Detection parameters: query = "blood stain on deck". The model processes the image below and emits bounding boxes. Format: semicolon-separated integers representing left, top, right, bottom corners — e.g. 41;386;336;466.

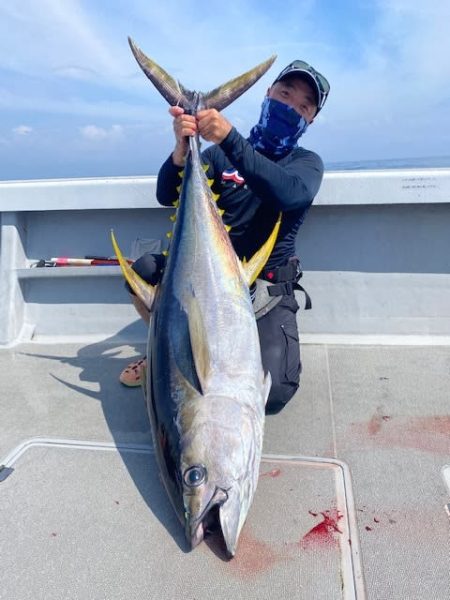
231;526;281;576
351;415;450;454
260;468;282;478
298;509;344;549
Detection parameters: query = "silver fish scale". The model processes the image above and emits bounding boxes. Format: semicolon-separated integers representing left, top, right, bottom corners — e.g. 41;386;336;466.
171;137;265;399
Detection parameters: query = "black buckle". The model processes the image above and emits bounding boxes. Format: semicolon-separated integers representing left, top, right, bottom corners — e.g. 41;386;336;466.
267;281;294;296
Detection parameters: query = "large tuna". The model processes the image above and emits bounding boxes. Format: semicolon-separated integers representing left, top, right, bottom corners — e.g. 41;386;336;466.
112;39;279;557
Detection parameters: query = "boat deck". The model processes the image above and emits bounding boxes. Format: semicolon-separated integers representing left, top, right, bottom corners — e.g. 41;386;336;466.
1;339;449;599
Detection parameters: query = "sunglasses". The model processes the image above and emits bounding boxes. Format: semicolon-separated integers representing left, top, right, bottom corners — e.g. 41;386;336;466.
278;60;330;111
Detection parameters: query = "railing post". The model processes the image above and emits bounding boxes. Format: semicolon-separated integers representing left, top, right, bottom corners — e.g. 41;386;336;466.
0;212;27;345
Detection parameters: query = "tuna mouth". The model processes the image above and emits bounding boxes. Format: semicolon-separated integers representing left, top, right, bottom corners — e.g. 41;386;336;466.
188;488;228;549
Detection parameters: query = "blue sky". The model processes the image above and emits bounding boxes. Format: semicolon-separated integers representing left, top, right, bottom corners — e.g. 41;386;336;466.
1;0;449;180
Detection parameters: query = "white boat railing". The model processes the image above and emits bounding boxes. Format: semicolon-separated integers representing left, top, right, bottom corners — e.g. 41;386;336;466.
1;168;450;346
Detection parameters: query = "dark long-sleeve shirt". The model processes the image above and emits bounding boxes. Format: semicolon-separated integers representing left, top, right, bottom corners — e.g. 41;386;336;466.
156;127;323;269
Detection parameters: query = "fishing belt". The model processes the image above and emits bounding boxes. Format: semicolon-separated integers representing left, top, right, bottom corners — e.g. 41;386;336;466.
253;257;312;321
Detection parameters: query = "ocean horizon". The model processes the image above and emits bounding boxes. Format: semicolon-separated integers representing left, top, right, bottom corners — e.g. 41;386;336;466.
325;155;450;172
2;155;450;183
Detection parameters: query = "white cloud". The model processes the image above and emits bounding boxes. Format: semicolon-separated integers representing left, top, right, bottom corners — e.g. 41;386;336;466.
1;1;450;167
79;124;123;141
13;125;33;136
52;65;99;81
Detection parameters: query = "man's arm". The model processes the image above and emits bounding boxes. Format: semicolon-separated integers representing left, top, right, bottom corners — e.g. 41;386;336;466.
157;107;323;210
219;127;323;212
156;106;196;207
156;155;185;207
156;107;224;206
196;108;323;212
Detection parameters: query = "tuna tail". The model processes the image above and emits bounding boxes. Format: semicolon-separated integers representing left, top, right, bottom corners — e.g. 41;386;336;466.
128;37;276;112
128;37;191;107
202;56;277;112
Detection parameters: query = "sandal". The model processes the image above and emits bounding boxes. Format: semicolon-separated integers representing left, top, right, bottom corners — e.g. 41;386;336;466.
119;357;147;387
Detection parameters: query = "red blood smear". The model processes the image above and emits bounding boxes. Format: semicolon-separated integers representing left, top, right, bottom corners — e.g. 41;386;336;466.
260;468;281;478
299;510;343;549
367;409;391;435
367;413;383;435
352;415;450;454
230;527;281;577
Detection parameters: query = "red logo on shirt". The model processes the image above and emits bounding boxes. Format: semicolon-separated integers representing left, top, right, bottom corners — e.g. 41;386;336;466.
221;169;245;185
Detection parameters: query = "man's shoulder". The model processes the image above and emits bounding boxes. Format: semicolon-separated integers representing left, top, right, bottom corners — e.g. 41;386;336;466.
290;146;324;170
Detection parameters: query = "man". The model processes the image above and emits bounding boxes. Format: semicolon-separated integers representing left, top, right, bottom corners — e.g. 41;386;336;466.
120;60;330;414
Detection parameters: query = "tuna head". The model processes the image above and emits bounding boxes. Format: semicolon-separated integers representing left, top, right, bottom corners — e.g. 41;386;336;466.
180;399;263;557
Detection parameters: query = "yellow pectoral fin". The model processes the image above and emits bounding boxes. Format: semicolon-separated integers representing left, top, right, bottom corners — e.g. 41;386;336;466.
186;293;211;394
110;231;156;311
241;212;282;286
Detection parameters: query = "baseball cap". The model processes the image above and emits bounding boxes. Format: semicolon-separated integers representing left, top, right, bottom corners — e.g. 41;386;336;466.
273;60;330;113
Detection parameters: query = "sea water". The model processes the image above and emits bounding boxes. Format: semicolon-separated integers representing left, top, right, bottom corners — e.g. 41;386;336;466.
325;155;450;171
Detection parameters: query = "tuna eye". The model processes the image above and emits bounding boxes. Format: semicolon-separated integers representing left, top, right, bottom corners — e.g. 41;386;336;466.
184;465;206;487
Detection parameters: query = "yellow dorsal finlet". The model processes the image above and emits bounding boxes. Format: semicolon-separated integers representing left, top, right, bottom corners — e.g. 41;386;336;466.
178;170;184;178
225;225;232;232
169;214;177;222
202;164;209;172
166;231;173;239
212;193;220;202
172;199;179;208
162;250;169;257
207;179;214;188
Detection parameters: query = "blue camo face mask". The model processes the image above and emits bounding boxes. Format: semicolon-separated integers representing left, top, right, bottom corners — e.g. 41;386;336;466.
248;96;309;157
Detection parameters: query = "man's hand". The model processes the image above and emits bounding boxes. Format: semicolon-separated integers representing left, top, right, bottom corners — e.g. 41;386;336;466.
197;109;232;144
169;106;197;166
169;106;232;166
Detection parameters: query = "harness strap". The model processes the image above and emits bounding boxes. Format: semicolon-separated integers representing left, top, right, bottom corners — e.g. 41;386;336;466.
267;281;312;310
253;279;283;320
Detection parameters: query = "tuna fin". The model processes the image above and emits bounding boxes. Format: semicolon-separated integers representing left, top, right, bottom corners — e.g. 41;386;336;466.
240;213;282;285
204;55;277;112
128;37;192;109
186;293;211;394
110;230;156;311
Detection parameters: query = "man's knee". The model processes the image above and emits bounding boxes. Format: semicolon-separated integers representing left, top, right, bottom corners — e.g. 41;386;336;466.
125;253;166;295
265;379;300;414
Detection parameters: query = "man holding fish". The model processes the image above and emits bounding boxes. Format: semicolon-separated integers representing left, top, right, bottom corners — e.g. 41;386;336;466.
121;58;330;415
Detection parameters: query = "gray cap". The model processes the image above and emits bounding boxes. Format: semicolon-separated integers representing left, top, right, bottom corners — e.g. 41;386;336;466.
273;60;330;113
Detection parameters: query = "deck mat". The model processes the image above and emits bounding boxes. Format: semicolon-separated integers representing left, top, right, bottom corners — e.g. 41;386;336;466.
0;439;365;600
